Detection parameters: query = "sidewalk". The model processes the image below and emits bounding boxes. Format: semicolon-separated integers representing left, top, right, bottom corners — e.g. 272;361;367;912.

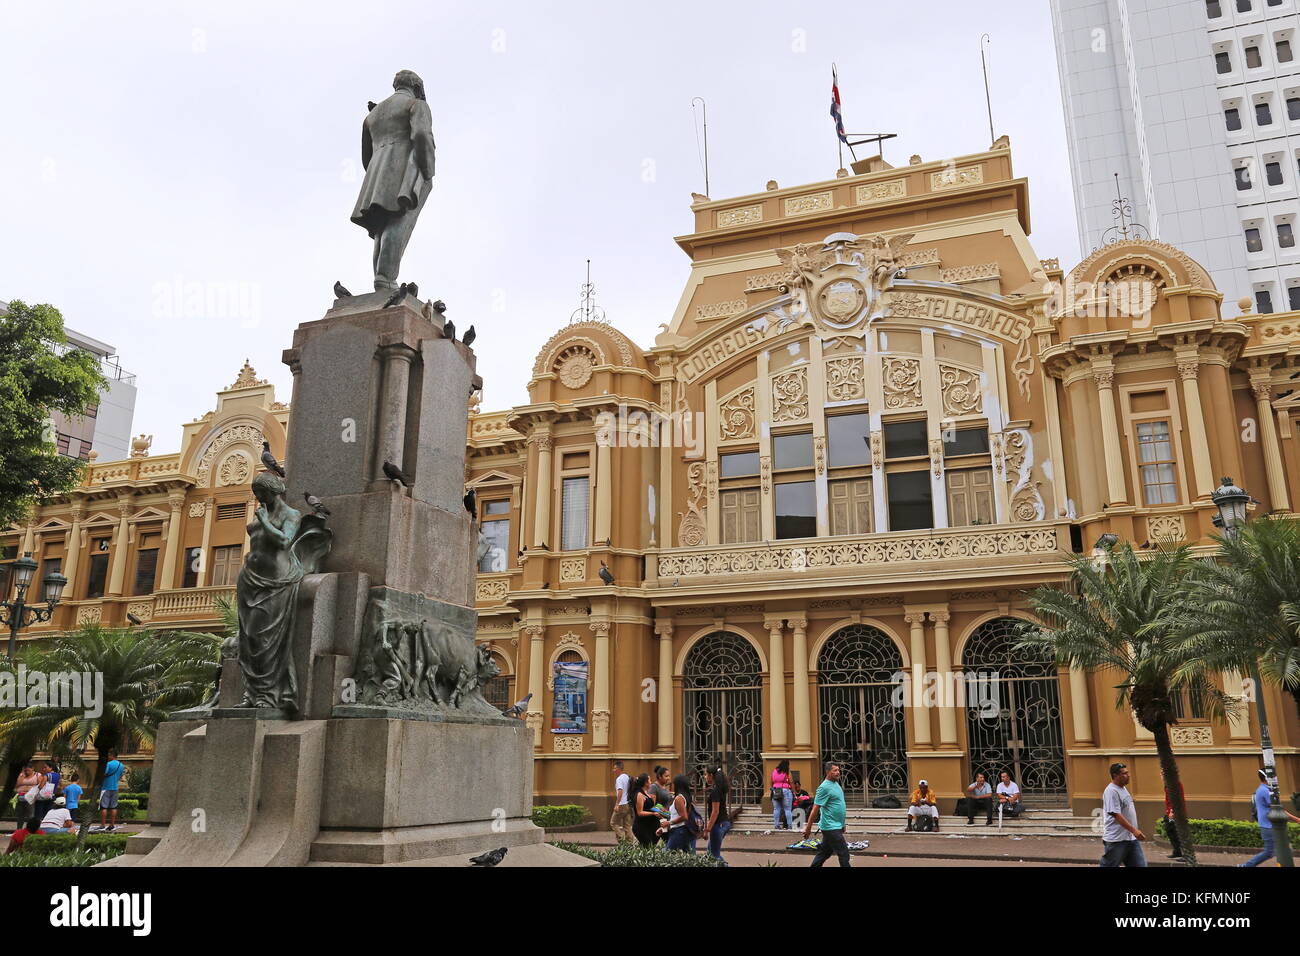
554;829;1257;866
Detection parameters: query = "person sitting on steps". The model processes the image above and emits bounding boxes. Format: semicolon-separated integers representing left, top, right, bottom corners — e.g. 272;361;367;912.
905;779;940;832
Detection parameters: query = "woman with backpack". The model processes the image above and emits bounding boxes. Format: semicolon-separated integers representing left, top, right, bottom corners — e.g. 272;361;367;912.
662;773;698;853
771;759;795;830
704;765;732;864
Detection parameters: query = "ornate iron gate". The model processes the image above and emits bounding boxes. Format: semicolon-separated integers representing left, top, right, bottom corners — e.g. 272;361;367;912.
817;624;908;805
962;617;1067;799
682;632;764;804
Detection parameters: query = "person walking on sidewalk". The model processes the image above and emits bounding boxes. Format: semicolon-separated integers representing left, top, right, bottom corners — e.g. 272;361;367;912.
703;765;732;865
803;761;851;867
662;774;698;854
771;760;795;830
609;760;633;843
1240;768;1300;867
630;773;660;848
1100;762;1146;867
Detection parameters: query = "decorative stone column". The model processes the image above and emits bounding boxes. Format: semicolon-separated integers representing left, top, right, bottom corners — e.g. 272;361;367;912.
905;612;931;746
376;342;416;477
930;611;957;747
789;616;811;751
655;618;674;751
1176;354;1215;499
106;496;133;597
1068;666;1093;744
196;497;214;587
158;493;185;592
523;623;545;748
63;502;85;597
594;429;613;545
765;616;787;750
590;619;611;750
531;432;553;548
1091;360;1129;506
1251;377;1291;512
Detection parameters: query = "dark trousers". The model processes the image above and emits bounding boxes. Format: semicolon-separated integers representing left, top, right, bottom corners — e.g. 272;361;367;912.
810;828;852;867
967;797;993;823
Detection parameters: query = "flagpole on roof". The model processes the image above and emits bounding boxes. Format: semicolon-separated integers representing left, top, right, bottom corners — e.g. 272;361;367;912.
833;64;843;171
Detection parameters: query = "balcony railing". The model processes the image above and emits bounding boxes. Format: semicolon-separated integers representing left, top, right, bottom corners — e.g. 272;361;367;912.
650;521;1070;584
154;586;235;617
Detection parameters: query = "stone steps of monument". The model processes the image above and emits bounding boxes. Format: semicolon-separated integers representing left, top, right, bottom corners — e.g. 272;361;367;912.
731;806;1097;837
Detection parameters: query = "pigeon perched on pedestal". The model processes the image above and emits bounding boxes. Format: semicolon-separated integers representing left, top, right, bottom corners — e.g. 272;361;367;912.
504;692;533;718
382;460;413;487
333;280;352;298
444;318;456;342
598;561;615;586
462;325;476;347
261;442;286;478
469;847;508;867
304;492;331;517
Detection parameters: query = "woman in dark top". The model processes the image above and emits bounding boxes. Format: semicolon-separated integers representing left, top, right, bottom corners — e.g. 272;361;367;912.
629;773;660;848
703;765;732;865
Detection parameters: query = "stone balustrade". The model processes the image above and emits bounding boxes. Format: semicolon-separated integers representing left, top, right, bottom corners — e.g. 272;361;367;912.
154;585;236;617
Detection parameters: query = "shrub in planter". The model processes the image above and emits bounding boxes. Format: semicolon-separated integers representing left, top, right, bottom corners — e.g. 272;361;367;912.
532;805;588;828
118;792;149;810
20;833;129;856
548;840;723;867
126;767;151;794
1158;817;1300;847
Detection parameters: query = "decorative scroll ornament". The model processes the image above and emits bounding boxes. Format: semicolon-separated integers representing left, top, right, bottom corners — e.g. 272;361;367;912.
929;439;943;477
760;456;772;494
939;365;982;416
771;368;809;422
559;557;586;583
217;451;252;487
825;356;866;401
591;710;611;736
228;359;268;390
774;231;915;333
814;436;826;475
1170;725;1213;746
719;387;757;440
554;735;584;752
1003;429;1045;522
677;462;707;547
883;358;922;409
1147;514;1186;543
194;423;266;488
870;432;883;470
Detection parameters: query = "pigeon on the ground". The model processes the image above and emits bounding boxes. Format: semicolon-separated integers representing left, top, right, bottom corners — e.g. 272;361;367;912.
261;442;286;478
382;460;413;487
333;280;352;298
504;692;533;718
463;487;477;519
469;847;508;867
304;492;331;517
598;561;615;586
462;325;476;347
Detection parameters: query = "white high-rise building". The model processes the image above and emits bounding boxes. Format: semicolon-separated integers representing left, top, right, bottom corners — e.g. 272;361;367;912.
1051;0;1300;313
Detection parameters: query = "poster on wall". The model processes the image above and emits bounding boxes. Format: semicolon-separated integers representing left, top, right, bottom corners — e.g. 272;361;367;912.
551;659;589;734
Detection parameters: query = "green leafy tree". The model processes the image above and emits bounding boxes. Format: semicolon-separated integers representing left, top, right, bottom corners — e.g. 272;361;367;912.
0;300;106;529
0;624;219;841
1179;517;1300;721
1018;545;1218;866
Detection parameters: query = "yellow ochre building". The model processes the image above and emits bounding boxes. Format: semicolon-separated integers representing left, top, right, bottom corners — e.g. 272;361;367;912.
8;141;1300;826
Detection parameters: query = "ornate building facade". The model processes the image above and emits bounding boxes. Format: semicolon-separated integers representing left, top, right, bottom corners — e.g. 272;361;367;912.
8;143;1299;821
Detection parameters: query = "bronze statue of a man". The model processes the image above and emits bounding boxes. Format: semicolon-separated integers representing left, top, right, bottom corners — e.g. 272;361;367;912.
350;70;436;292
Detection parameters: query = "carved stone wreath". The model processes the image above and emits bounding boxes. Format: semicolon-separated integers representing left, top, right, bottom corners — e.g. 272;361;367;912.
555;345;597;389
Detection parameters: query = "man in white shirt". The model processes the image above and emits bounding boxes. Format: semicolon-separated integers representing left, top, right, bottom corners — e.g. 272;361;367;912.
610;760;633;843
996;771;1023;818
39;797;76;834
1099;762;1146;867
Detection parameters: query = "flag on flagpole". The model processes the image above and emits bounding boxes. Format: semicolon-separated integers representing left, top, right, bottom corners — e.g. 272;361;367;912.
830;67;848;145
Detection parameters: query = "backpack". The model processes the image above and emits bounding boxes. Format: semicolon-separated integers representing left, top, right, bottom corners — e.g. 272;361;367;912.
684;802;704;838
872;794;901;809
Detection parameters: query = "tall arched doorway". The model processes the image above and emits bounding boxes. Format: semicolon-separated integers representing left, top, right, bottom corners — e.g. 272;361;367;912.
962;617;1067;802
682;632;764;804
817;624;908;805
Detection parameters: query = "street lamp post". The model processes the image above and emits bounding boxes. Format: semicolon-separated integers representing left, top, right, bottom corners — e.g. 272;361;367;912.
1211;476;1294;868
1;552;67;659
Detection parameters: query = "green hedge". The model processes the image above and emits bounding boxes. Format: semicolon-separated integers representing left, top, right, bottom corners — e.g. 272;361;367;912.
549;840;723;867
119;792;149;810
532;805;588;828
0;849;122;867
1159;817;1300;848
20;833;129;856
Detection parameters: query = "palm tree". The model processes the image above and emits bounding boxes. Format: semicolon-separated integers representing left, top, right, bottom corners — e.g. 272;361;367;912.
1018;544;1213;865
1178;516;1300;722
2;623;219;841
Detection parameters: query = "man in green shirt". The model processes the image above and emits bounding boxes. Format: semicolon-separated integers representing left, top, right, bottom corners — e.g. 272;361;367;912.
802;761;851;867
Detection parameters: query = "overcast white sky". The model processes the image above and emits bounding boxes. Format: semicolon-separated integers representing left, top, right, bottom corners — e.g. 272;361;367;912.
0;1;1079;453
